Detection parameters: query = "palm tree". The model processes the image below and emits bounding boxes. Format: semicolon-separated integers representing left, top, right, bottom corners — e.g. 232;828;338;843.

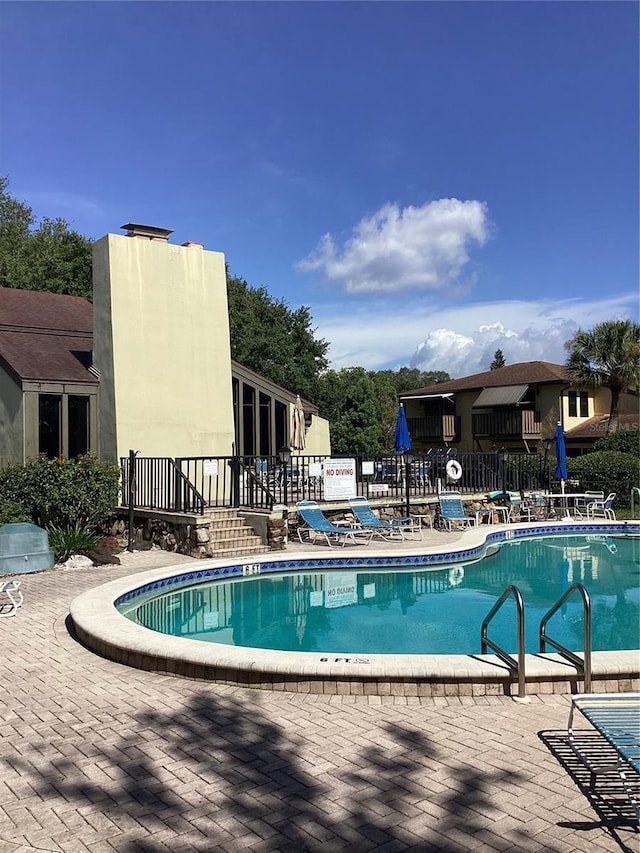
565;319;640;434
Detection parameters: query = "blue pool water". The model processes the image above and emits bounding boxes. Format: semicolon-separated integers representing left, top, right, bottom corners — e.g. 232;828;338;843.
124;534;640;656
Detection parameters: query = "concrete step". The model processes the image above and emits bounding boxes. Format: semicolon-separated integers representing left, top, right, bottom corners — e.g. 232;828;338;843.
208;543;270;558
212;527;261;541
208;517;247;531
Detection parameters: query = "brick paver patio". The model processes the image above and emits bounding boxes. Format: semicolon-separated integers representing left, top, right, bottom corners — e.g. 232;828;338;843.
1;550;637;852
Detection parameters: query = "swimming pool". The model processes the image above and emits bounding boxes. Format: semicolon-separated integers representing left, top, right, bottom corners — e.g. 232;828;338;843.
71;521;640;697
121;534;640;656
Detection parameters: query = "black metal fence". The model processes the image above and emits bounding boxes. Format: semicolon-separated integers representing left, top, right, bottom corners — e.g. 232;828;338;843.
120;450;551;514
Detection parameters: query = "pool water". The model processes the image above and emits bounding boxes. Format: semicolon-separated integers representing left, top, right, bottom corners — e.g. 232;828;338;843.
128;534;640;656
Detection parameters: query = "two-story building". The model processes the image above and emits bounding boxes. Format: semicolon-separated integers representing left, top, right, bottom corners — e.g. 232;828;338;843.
0;223;331;467
400;361;638;456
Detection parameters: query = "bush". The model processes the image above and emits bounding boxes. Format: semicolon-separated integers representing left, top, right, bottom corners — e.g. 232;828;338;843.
567;451;640;508
0;500;31;526
48;523;101;563
593;428;639;457
0;454;120;530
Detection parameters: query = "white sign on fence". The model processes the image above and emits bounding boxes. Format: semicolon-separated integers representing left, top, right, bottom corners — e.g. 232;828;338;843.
362;461;374;476
203;459;218;476
322;458;357;500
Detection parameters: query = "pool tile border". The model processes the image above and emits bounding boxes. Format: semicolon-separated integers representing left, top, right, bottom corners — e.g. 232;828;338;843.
71;521;640;697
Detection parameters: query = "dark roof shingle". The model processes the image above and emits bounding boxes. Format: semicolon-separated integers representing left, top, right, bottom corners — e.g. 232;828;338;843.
400;361;570;397
0;288;95;384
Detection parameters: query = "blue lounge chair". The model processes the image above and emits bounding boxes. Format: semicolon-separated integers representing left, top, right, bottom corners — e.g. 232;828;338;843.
568;692;640;826
348;497;415;540
295;501;373;547
437;491;477;531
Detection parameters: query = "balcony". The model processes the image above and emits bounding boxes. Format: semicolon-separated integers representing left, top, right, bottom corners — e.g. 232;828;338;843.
407;414;460;443
473;409;541;440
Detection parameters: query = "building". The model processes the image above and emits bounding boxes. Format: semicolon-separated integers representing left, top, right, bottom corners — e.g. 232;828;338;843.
400;361;638;455
0;223;330;468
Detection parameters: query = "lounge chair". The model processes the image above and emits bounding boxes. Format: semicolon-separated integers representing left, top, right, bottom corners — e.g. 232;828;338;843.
347;497;416;541
295;501;373;547
567;692;640;826
586;492;616;521
0;580;23;617
437;491;477;531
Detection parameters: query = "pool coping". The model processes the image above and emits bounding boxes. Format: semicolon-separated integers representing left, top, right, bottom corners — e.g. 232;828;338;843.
70;520;640;697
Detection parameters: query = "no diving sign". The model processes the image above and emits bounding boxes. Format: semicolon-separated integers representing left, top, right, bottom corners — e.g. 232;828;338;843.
322;458;357;500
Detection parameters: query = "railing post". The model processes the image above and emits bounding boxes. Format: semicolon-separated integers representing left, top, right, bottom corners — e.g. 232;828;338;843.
127;449;137;553
231;453;240;508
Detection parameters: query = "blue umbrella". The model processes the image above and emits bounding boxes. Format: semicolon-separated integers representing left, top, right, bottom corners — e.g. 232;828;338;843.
394;404;412;454
554;421;568;482
554;421;570;519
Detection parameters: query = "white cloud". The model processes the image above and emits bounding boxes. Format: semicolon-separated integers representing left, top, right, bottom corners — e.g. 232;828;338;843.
313;294;638;376
296;198;490;293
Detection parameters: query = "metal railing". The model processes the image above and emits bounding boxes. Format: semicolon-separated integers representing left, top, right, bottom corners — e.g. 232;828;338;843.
481;584;526;700
121;455;205;514
539;582;592;692
120;450;550;514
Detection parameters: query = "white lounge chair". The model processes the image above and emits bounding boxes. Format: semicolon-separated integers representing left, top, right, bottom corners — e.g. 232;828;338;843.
0;580;23;617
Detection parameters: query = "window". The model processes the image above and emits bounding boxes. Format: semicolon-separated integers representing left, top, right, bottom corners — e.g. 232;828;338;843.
38;393;91;459
579;392;589;418
259;393;271;457
68;395;89;457
39;394;62;458
242;384;255;456
568;390;589;418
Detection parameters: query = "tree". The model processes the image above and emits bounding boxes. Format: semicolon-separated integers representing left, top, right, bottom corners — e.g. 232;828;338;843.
0;176;93;298
565;319;640;434
375;367;451;394
226;272;329;402
490;349;506;370
315;366;452;454
316;367;393;454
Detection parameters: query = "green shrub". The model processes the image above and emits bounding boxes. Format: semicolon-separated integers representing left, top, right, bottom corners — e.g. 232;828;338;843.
593;428;639;457
567;451;640;508
47;523;101;563
0;500;31;526
0;454;120;530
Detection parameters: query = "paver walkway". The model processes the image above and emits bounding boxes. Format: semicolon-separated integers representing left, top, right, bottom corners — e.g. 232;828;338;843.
1;549;638;853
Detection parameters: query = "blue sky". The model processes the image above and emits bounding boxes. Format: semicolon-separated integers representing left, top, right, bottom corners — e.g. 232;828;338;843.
1;1;638;377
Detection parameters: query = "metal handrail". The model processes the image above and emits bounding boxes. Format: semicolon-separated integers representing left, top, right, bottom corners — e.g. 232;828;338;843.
539;582;591;692
481;584;526;700
240;460;276;510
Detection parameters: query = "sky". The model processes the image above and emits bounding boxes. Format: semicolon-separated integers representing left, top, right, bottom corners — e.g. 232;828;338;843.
1;1;638;379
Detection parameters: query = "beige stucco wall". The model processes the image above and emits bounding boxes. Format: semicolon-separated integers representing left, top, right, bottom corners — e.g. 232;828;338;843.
0;368;23;467
294;410;331;457
93;234;235;462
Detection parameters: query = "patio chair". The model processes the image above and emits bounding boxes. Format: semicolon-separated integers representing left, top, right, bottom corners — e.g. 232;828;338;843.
347;497;416;541
522;492;549;521
0;580;23;617
574;491;605;518
295;501;373;547
437;491;477;531
508;494;533;523
586;493;616;521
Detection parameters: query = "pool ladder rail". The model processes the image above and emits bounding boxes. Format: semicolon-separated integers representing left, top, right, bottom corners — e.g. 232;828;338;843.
481;582;592;701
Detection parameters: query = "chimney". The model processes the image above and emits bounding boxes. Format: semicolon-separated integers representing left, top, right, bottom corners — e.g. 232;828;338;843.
121;223;173;241
181;241;205;249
